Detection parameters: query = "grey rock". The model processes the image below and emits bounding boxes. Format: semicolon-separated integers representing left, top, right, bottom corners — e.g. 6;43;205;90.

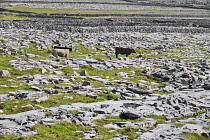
30;86;42;91
120;112;141;119
181;124;209;136
80;70;88;76
0;70;10;77
126;87;152;94
72;71;80;77
115;72;128;77
0;94;14;102
10;90;49;99
82;81;91;86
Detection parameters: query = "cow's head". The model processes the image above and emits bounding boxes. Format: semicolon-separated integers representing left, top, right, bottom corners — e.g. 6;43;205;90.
129;48;136;53
47;49;53;53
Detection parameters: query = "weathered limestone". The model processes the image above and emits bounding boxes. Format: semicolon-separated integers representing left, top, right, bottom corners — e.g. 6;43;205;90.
0;70;10;77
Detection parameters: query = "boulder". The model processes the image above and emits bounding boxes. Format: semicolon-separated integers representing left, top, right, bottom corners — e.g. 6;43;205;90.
82;81;91;86
80;70;88;76
0;70;10;77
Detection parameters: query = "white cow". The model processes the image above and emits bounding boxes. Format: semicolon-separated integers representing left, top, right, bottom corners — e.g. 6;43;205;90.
47;49;70;58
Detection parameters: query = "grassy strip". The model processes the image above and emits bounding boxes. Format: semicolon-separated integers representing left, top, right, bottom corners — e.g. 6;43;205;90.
93;115;145;126
93;115;144;139
175;121;197;127
146;114;167;125
0;93;119;114
0;15;29;20
184;132;210;140
3;121;92;140
7;6;147;15
171;111;207;123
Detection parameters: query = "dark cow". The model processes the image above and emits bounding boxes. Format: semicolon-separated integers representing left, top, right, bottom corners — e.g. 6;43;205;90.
115;47;136;58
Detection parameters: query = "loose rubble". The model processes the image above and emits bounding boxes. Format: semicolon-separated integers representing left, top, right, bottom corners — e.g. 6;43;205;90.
0;0;210;139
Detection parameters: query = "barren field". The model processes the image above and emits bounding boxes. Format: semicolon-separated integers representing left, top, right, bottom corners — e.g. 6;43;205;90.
0;0;210;140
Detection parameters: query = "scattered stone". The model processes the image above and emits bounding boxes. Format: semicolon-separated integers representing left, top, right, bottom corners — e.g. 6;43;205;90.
80;70;88;76
82;81;91;86
0;70;10;77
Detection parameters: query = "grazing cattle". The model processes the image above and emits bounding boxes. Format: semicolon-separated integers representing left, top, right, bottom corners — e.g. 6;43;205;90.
115;47;136;58
53;46;72;52
47;48;70;58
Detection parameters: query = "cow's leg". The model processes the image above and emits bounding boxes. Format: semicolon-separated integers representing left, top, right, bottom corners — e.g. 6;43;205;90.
125;50;128;57
66;53;69;58
115;48;118;58
53;51;58;58
116;53;118;58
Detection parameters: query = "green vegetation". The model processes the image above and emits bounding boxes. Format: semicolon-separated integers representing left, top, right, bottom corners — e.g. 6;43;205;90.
93;115;145;126
0;15;28;20
7;6;152;15
76;65;159;85
172;111;207;123
0;122;140;140
17;121;91;140
146;114;167;126
0;92;120;114
175;121;197;127
94;126;140;140
68;110;80;115
92;115;144;139
184;132;210;140
0;99;37;114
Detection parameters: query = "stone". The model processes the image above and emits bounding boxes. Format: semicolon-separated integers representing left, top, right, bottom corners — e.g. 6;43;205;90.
30;86;42;91
115;72;128;77
82;81;91;86
36;95;49;103
41;68;47;73
126;87;152;94
53;71;63;75
120;112;141;119
72;71;80;76
80;70;88;76
0;94;14;101
0;70;10;77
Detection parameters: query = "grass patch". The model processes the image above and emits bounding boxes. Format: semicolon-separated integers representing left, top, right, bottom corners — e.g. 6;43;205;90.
7;6;151;15
184;132;210;140
20;121;91;140
0;121;140;140
175;121;197;127
68;110;79;115
92;55;113;61
171;111;207;123
78;65;158;85
81;77;106;88
93;125;140;140
0;15;28;20
15;43;50;59
58;67;75;76
0;92;119;114
93;115;144;139
93;115;145;126
0;99;38;114
146;114;167;126
0;82;32;95
71;44;99;56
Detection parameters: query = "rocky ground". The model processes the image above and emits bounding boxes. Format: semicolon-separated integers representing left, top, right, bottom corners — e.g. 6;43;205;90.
0;0;210;140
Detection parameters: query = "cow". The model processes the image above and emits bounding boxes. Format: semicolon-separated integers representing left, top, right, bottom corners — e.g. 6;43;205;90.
115;47;136;58
47;48;71;58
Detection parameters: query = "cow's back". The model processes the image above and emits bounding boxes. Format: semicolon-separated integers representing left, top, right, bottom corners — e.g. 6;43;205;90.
54;49;70;58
